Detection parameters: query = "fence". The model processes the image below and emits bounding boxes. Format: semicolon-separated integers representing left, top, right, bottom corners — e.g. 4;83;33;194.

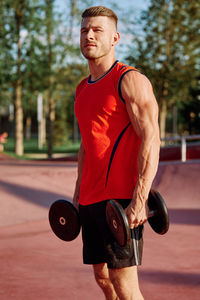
161;135;200;162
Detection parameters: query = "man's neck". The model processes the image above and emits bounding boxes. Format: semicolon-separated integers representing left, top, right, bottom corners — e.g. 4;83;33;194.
88;56;117;81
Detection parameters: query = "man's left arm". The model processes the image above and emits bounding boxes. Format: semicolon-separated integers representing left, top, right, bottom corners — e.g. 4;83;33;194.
121;71;160;229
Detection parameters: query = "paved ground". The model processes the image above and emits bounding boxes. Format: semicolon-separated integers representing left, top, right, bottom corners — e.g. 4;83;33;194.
0;153;199;300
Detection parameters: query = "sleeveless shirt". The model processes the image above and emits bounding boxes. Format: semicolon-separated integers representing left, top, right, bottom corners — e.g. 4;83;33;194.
75;61;141;205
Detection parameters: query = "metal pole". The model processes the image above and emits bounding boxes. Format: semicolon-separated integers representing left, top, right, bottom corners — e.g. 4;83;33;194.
37;94;43;149
181;137;186;162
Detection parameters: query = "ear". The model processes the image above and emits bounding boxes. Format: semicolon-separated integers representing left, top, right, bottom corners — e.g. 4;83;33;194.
112;32;120;46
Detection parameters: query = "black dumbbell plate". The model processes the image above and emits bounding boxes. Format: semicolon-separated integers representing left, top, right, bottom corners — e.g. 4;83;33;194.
49;200;81;241
148;190;169;235
106;200;130;246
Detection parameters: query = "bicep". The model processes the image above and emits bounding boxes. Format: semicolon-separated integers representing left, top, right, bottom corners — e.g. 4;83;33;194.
121;71;159;141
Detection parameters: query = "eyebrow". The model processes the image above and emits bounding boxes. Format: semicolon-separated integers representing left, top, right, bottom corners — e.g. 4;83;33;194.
81;26;104;31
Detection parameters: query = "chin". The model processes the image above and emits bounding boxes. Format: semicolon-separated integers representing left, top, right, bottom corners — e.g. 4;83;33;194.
82;53;98;60
85;55;98;60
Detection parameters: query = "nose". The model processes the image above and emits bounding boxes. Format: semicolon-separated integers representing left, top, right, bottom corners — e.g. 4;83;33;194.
85;29;94;40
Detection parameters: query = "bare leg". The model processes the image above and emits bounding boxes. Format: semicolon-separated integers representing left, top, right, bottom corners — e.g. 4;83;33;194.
93;263;119;300
109;266;144;300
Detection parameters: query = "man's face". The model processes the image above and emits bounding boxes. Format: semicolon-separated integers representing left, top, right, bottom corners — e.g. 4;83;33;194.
80;16;118;60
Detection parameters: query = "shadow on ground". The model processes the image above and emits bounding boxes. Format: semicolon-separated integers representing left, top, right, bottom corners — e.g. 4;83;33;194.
140;269;200;286
0;179;72;208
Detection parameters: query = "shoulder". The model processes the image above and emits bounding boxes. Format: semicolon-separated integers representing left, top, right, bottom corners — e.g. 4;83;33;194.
121;70;158;113
122;70;153;93
116;62;151;103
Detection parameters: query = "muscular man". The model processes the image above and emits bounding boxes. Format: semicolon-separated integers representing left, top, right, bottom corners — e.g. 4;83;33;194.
73;6;160;300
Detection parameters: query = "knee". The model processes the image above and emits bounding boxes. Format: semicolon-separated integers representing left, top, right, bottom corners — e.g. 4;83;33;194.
109;273;123;292
109;268;144;300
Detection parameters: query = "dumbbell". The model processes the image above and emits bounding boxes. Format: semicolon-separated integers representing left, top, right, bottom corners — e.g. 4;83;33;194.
49;200;81;241
106;189;169;247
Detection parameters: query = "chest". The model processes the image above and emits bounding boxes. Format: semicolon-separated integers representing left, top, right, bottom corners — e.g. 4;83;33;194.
75;80;124;122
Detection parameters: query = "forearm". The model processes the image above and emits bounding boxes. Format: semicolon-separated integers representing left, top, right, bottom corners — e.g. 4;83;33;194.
133;133;160;205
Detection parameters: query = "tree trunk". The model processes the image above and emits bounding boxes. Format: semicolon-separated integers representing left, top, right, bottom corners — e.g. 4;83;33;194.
172;106;178;136
159;1;171;146
15;79;24;155
68;0;77;41
46;0;54;158
42;113;46;146
25;116;31;140
160;98;167;145
14;4;24;156
47;78;55;158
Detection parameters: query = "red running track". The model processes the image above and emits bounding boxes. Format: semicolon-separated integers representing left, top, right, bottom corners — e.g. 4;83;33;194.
0;154;199;300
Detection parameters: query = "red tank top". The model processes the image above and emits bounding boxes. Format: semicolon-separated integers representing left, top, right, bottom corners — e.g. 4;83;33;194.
75;61;141;205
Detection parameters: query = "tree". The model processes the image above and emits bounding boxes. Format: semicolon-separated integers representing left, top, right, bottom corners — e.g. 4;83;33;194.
0;1;14;108
0;0;72;156
127;0;200;138
0;0;49;155
0;0;27;156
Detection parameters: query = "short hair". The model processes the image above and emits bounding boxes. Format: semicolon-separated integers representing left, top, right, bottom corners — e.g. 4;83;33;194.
81;6;118;29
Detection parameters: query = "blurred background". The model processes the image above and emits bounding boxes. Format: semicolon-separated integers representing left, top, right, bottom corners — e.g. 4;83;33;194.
0;0;199;159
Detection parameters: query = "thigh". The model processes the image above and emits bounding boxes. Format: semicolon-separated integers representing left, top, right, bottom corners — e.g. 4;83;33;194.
109;265;139;284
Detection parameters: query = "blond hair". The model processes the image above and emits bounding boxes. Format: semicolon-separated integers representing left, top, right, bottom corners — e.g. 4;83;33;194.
82;6;118;29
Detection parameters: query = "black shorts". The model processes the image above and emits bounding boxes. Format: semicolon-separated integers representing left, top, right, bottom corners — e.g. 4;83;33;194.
79;199;144;269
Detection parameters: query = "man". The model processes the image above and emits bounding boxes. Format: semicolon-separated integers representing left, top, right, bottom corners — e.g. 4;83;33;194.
73;6;160;300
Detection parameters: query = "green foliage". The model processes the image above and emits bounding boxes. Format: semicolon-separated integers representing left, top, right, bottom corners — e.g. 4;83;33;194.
127;0;200;135
2;0;199;148
0;0;90;151
4;137;80;157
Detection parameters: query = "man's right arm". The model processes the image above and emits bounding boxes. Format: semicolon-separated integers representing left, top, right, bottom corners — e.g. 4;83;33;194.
73;141;85;209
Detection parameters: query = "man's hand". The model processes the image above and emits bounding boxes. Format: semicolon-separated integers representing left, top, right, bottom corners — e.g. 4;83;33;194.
125;200;149;229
